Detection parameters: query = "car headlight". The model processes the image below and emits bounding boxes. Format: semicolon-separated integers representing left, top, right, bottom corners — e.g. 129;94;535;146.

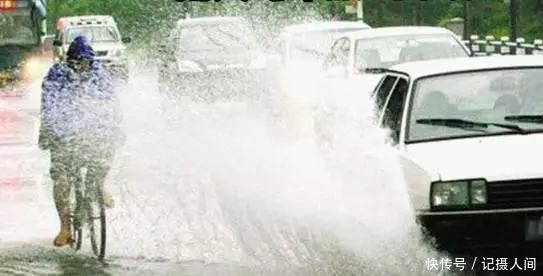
431;179;487;207
177;60;203;72
23;58;45;80
249;56;267;69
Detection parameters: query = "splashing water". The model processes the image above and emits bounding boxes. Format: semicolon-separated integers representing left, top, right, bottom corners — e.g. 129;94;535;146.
0;6;456;275
102;48;450;276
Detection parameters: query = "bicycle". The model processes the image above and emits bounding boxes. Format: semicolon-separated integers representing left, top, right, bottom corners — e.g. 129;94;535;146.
68;165;107;260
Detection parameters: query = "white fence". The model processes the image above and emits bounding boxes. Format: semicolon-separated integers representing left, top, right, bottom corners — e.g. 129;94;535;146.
463;35;543;56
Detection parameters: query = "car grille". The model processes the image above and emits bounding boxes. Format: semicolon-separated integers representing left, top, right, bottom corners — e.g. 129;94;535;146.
486;178;543;209
95;51;108;57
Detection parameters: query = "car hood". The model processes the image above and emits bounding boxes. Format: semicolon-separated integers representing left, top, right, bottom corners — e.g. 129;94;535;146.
404;134;543;182
90;42;125;52
63;41;125;53
176;49;267;70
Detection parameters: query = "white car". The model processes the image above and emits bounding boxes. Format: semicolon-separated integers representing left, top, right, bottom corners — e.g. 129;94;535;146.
276;26;472;143
274;21;371;70
373;55;543;251
322;26;471;91
269;21;371;141
53;15;131;79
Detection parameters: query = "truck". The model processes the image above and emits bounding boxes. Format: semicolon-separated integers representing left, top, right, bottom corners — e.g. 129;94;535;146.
0;0;49;204
0;0;47;145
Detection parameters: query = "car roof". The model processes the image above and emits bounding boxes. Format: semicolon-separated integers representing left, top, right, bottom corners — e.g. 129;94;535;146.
342;26;457;40
281;21;371;34
175;16;247;27
57;15;117;32
388;55;543;79
58;15;116;24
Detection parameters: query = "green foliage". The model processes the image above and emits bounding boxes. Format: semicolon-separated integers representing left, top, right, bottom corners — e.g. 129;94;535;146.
45;0;543;49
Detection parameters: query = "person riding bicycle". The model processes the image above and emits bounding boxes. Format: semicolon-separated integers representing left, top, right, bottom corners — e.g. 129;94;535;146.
38;35;123;247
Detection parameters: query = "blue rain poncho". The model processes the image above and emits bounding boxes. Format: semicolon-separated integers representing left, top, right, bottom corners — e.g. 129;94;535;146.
39;36;122;146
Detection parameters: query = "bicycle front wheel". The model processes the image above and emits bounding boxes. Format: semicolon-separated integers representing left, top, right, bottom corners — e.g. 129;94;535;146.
69;179;83;251
87;181;106;260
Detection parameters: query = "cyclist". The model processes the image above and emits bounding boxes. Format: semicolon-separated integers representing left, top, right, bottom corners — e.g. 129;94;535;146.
38;35;123;247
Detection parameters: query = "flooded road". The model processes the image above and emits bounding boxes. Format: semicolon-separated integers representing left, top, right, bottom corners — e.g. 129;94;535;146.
1;245;279;275
4;59;539;276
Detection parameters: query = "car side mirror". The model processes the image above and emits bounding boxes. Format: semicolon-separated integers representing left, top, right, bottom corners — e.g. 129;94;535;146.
122;37;131;43
52;39;62;47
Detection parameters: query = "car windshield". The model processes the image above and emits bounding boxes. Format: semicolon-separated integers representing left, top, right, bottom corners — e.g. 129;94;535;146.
354;34;468;70
407;68;543;142
0;12;37;45
288;27;367;62
177;22;260;52
65;26;120;43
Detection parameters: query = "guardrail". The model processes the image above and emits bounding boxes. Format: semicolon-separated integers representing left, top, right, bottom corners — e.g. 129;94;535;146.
462;35;543;56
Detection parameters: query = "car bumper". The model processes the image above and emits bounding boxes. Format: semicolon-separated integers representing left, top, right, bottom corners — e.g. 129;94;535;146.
160;69;270;101
418;209;543;253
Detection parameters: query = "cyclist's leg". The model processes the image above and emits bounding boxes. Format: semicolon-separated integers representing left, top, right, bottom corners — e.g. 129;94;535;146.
87;149;115;208
49;142;74;247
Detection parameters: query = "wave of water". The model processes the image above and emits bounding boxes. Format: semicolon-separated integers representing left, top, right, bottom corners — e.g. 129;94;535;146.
104;56;450;275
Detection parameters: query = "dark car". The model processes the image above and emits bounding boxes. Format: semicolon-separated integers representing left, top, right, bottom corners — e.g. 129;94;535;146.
157;16;273;103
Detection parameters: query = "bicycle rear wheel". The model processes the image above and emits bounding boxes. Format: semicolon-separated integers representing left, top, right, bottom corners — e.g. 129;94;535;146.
87;179;106;260
68;177;83;251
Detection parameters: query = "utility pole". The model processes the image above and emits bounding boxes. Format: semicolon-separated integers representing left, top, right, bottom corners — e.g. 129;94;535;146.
53;0;60;31
462;0;470;40
356;0;363;21
509;0;518;42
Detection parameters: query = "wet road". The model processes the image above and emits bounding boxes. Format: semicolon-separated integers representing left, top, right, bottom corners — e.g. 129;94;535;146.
0;64;283;276
0;188;277;276
3;60;543;276
0;246;273;276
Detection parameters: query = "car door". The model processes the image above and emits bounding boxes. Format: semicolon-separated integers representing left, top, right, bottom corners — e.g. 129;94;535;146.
379;75;409;145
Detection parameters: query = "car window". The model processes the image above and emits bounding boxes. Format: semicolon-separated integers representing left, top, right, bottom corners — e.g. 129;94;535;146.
0;12;36;45
373;75;399;112
65;26;120;43
381;77;409;143
177;22;260;52
354;33;468;71
287;27;365;63
406;68;543;142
